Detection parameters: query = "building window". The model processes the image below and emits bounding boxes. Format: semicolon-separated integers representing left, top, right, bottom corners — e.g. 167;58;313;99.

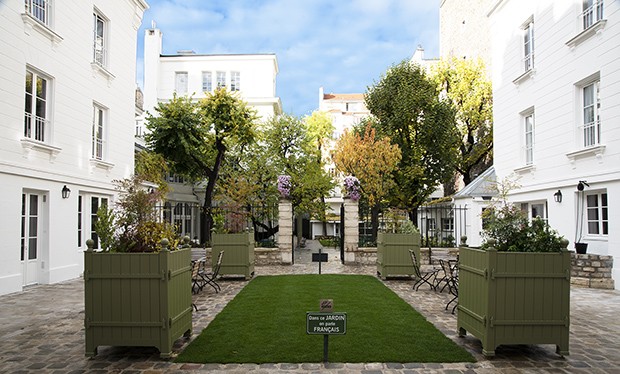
216;71;226;89
90;196;108;250
586;192;608;235
202;71;212;92
582;80;600;147
230;71;240;91
24;69;50;142
93;11;107;67
92;104;106;160
441;218;454;231
524;112;534;165
175;72;188;94
523;20;534;71
582;0;604;30
25;0;51;26
78;195;83;247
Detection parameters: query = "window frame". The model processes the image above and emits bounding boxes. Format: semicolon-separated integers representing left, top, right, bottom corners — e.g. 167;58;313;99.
93;10;108;68
91;103;107;160
230;71;240;91
523;18;534;72
25;0;52;27
175;71;188;95
202;71;212;93
582;0;604;30
582;79;601;148
586;191;608;236
524;112;534;165
216;71;226;89
24;68;51;143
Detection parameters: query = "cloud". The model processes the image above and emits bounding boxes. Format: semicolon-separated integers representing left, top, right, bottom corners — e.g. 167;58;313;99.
137;0;439;116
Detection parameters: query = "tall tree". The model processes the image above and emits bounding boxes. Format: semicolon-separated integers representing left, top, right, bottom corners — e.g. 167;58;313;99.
262;113;333;230
145;89;257;242
365;60;459;218
431;57;493;191
332;119;401;240
305;110;335;236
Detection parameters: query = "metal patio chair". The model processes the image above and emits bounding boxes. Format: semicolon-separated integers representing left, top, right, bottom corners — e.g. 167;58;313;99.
409;250;438;291
200;250;224;293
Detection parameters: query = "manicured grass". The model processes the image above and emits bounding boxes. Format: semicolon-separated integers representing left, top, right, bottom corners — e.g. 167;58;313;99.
176;274;475;364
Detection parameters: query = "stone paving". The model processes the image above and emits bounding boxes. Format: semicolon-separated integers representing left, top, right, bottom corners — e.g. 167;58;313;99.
1;241;619;373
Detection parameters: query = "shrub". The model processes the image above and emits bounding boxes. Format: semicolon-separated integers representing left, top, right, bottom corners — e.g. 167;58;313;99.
94;176;180;252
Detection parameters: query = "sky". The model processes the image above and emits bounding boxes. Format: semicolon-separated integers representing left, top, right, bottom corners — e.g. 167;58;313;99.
136;0;440;117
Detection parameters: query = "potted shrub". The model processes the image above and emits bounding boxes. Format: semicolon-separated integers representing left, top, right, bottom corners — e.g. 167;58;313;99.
84;176;192;358
457;199;570;357
211;207;255;279
376;211;421;279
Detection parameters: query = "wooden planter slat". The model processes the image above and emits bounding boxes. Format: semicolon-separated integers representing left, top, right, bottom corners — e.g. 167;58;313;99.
212;232;255;279
376;233;421;279
84;248;192;358
457;246;570;357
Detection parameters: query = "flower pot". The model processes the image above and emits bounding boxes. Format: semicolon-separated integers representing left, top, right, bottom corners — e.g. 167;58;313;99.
84;247;193;358
457;246;571;357
575;242;588;254
376;232;421;279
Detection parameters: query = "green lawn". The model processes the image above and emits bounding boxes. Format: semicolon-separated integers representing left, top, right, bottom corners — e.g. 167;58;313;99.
176;274;475;363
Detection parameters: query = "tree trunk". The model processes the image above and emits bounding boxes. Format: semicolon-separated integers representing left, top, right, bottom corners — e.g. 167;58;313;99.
371;203;380;244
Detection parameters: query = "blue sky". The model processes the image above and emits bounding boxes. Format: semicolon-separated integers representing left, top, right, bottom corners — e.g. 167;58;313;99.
136;0;439;117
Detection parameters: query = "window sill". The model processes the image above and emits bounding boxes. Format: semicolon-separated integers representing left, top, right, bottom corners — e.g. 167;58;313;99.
89;158;115;171
514;164;535;174
565;144;605;162
91;62;115;82
21;13;63;45
513;68;535;85
566;19;607;48
21;138;61;160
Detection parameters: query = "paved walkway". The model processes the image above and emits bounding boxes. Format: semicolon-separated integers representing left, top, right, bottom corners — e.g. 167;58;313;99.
1;240;619;373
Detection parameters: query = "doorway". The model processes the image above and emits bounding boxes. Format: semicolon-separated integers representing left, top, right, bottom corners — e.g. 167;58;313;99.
20;191;46;286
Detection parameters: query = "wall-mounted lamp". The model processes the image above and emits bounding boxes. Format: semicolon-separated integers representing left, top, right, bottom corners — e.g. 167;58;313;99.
577;180;589;191
61;185;71;199
553;189;562;203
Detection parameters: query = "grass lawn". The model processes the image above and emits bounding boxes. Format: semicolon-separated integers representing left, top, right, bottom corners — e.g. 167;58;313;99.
176;274;475;364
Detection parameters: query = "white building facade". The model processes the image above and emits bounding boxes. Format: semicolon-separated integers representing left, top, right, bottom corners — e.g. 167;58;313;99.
489;0;620;288
0;0;148;295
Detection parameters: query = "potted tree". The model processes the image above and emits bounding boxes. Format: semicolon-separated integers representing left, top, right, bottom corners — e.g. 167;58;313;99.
211;206;255;279
84;176;192;358
376;209;421;279
457;198;570;357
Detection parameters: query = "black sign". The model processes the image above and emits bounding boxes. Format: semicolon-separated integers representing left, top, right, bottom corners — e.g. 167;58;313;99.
312;253;328;262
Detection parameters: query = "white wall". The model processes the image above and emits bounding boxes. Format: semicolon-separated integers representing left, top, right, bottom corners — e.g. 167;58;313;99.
490;0;620;288
0;0;147;295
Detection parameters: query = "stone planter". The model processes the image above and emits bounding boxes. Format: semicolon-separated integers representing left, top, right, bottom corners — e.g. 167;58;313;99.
376;232;421;279
212;232;255;279
457;245;571;356
84;242;192;358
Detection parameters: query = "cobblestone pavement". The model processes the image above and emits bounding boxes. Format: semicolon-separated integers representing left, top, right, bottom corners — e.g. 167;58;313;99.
1;241;619;373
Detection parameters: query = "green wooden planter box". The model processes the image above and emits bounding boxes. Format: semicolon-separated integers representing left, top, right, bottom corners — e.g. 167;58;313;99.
457;246;571;357
376;232;421;279
212;232;255;279
84;247;192;358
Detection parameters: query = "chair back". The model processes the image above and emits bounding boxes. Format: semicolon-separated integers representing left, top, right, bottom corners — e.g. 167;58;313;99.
409;249;422;277
213;250;224;277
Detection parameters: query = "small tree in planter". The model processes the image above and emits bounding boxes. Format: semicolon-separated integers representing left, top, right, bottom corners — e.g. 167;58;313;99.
457;189;570;357
84;176;191;358
377;209;421;279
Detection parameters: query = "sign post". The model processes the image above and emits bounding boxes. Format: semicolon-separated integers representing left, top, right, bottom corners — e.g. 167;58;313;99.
311;246;328;274
306;309;347;363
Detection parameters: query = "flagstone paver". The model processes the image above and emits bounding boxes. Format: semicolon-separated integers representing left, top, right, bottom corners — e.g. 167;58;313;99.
0;240;619;373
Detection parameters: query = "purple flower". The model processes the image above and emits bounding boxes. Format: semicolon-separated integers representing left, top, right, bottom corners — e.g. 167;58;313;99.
277;175;292;198
343;175;361;201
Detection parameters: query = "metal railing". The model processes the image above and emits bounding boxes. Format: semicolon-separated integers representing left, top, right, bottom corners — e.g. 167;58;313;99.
25;0;50;26
24;112;47;142
582;0;604;30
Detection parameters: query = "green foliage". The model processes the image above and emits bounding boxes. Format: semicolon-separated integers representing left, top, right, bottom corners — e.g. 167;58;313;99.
398;219;420;235
134;150;170;195
481;177;566;252
93;176;180;252
94;205;115;252
175;275;475;364
365;60;459;211
261;113;333;218
430;57;493;188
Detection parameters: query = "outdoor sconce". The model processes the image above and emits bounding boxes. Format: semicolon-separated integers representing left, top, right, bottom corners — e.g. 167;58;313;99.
577;180;589;191
553;189;562;203
61;185;71;199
